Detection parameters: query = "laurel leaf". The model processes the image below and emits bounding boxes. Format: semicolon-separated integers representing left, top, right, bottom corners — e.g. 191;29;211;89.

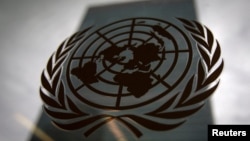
191;34;209;49
40;88;62;108
178;18;194;27
52;69;61;90
67;96;85;114
67;32;78;45
57;44;74;58
203;61;224;86
53;115;109;130
197;45;211;69
69;33;84;46
179;19;205;36
181;82;219;106
206;27;214;49
57;82;65;108
52;56;66;75
196;60;206;90
44;106;82;119
40;27;97;133
194;21;205;36
41;71;54;95
211;41;221;67
139;18;224;133
84;117;114;137
147;94;179;115
125;115;185;131
149;105;203;119
176;76;195;107
55;40;66;60
46;55;53;78
184;25;201;35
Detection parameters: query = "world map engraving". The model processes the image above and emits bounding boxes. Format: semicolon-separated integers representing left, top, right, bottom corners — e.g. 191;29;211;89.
66;18;193;110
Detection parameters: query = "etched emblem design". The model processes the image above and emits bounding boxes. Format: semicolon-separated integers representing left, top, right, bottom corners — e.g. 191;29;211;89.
40;18;224;138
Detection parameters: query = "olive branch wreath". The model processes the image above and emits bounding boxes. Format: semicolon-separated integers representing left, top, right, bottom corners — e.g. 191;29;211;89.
40;18;224;138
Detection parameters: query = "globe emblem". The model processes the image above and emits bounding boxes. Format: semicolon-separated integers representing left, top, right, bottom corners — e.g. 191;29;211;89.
40;17;223;137
66;18;192;110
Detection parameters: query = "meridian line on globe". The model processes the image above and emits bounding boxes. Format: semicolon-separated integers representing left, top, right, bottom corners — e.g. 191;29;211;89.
96;31;116;47
150;72;171;88
116;85;124;108
128;19;136;46
75;84;85;91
